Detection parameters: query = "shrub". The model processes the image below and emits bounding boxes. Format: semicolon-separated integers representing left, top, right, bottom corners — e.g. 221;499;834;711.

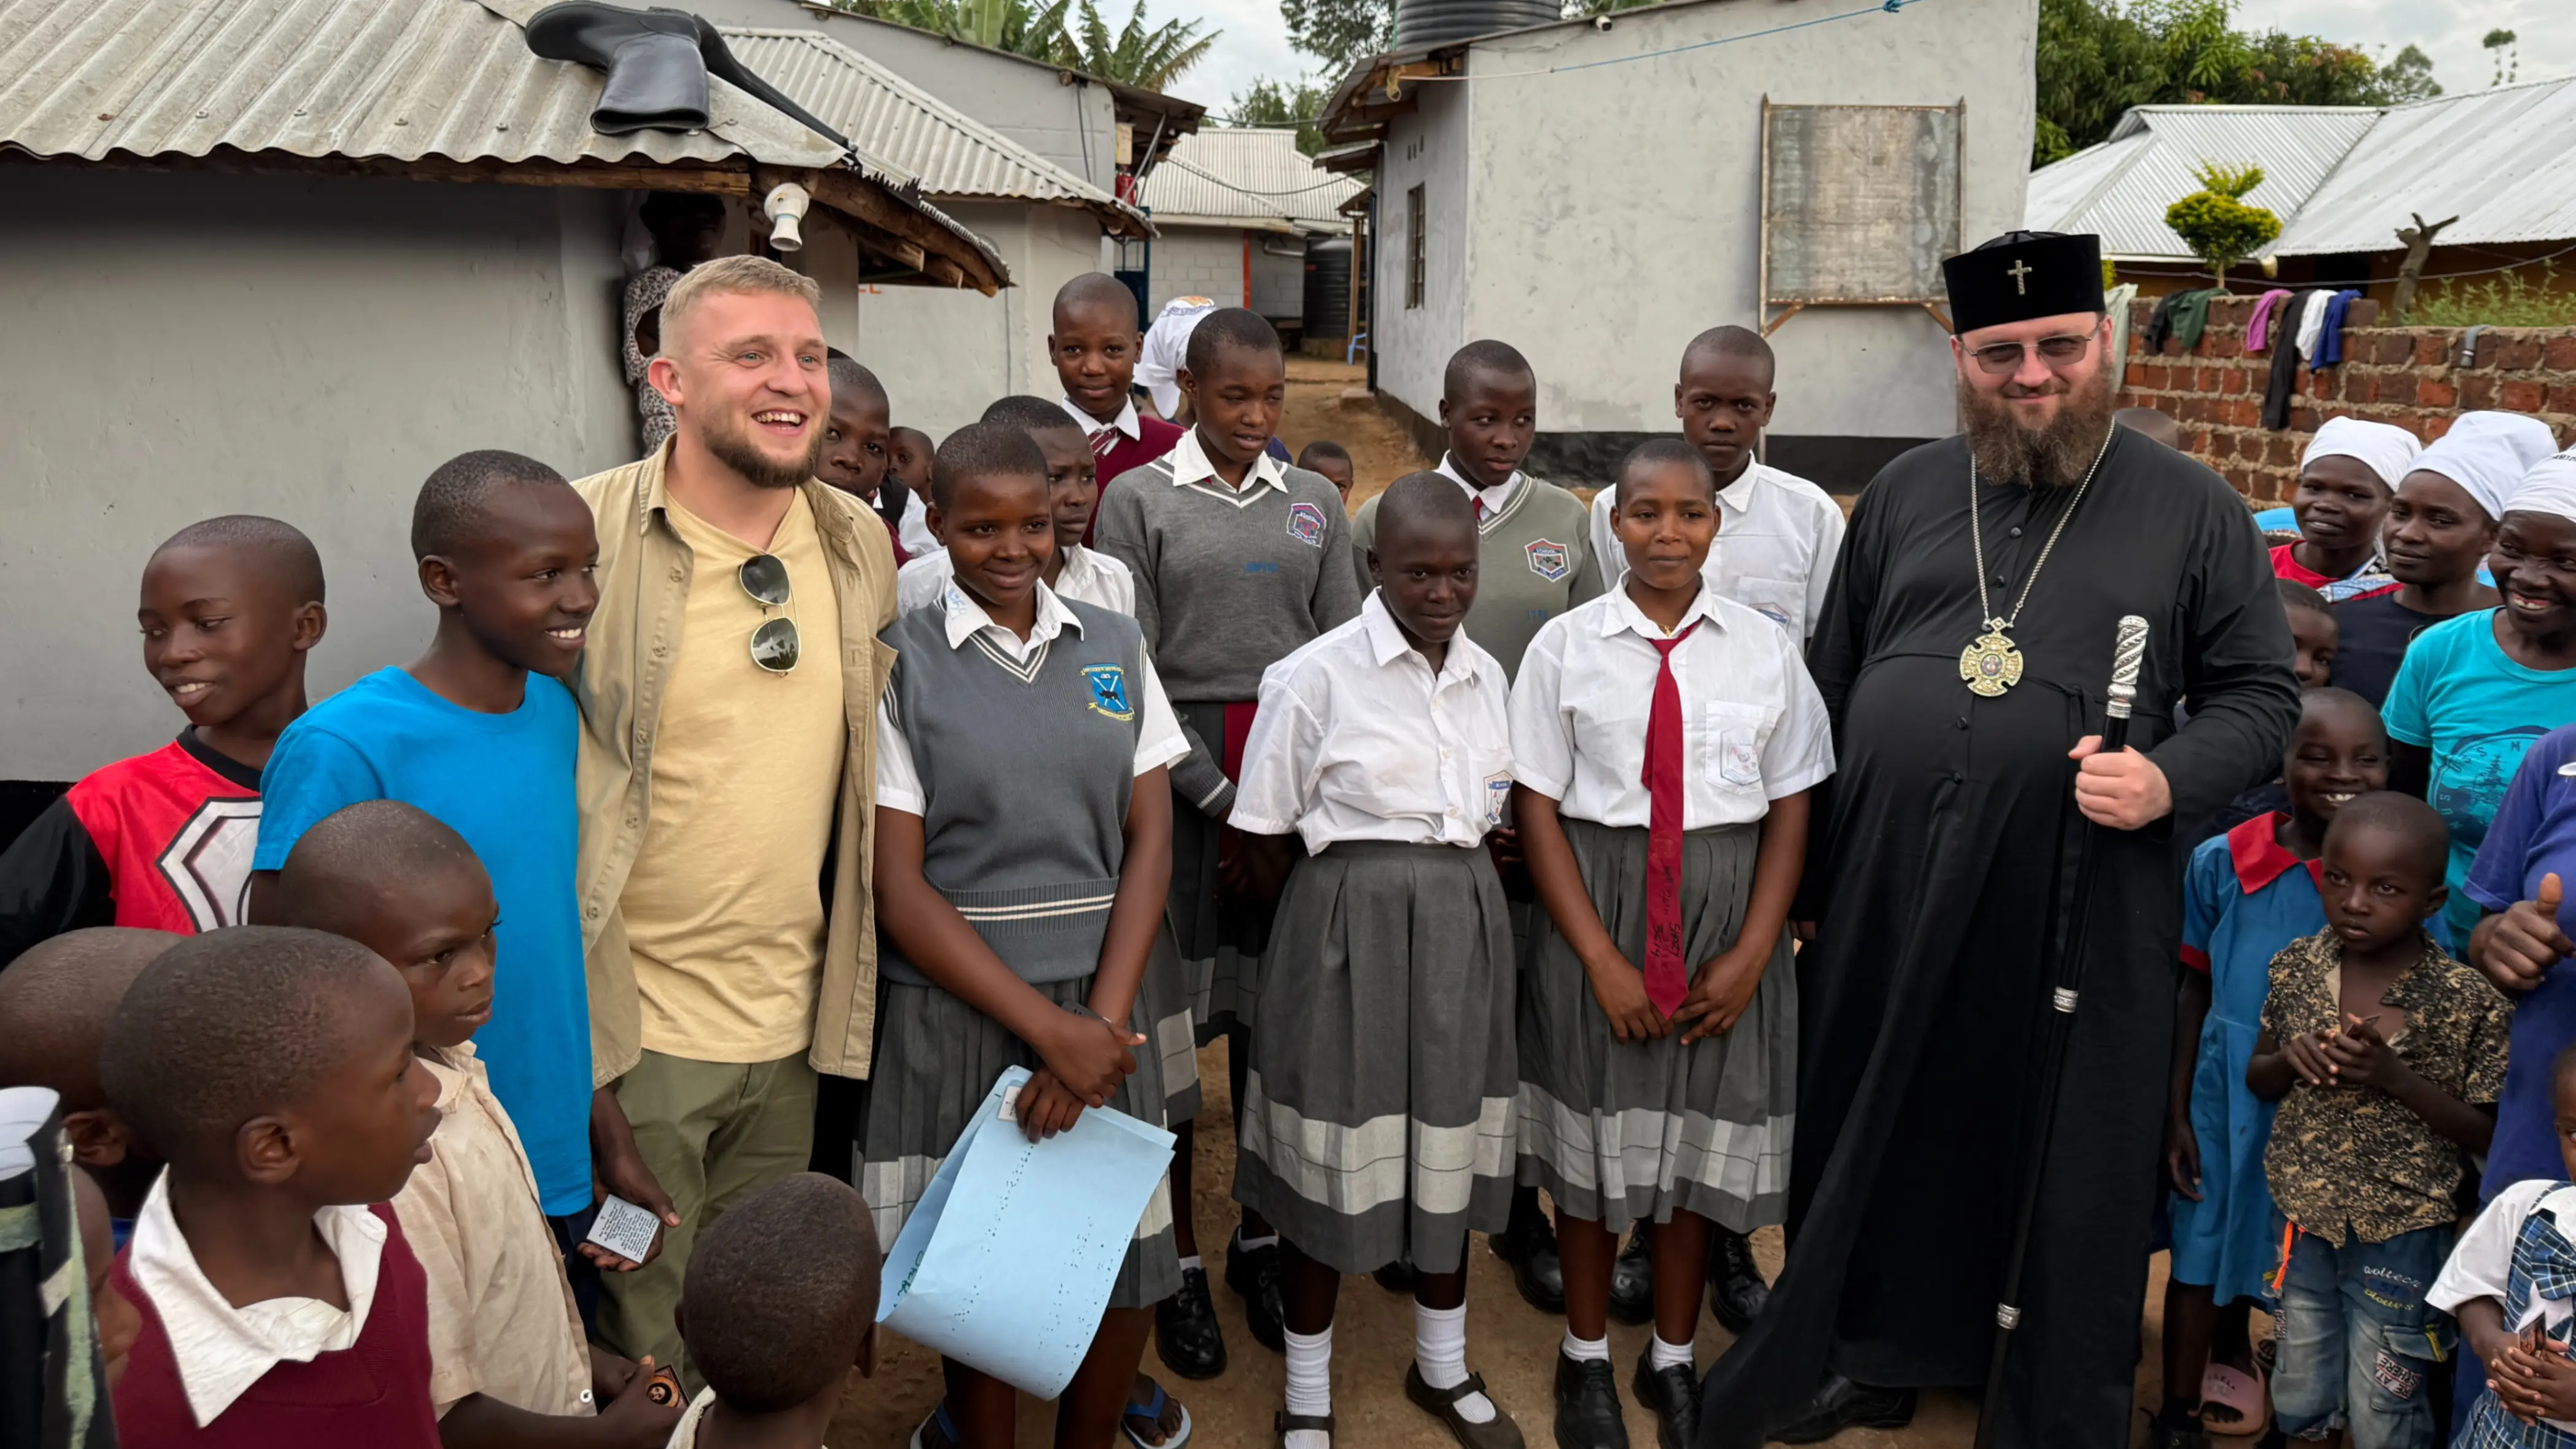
2165;162;2281;287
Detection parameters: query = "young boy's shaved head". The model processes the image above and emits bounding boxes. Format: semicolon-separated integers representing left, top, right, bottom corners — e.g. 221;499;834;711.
99;925;398;1173
412;450;570;562
1182;308;1282;376
891;425;934;457
1623;436;1719;498
1376;469;1479;543
1053;272;1140;330
2277;578;2330;619
1297;440;1352;470
930;422;1049;511
2114;406;2182;451
1681;325;1774;379
2297;686;2385;742
827;355;887;408
0;928;182;1103
981;394;1086;440
261;800;480;939
2326;791;2450;886
153;515;325;605
1444;339;1535;400
683;1172;881;1413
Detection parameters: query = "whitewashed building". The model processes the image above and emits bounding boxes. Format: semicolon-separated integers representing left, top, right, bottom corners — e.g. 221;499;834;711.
1133;127;1364;344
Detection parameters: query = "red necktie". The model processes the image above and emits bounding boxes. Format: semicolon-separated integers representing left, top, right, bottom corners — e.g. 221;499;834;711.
1089;426;1118;460
1641;621;1701;1017
1474;495;1487;520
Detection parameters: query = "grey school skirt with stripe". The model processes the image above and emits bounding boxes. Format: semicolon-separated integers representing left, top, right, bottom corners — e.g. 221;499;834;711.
1233;841;1517;1276
1515;818;1797;1235
857;975;1181;1310
1169;699;1272;1046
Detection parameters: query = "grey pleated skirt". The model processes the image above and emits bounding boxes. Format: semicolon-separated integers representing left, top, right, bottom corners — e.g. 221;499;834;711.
857;975;1180;1310
1169;699;1272;1046
1233;840;1518;1276
1514;818;1797;1235
1137;922;1202;1122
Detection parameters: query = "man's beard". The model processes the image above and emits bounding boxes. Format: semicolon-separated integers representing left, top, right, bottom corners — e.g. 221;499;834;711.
700;409;824;491
1959;365;2116;489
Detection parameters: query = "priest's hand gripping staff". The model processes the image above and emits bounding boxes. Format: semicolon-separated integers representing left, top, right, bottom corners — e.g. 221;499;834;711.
1972;613;2150;1449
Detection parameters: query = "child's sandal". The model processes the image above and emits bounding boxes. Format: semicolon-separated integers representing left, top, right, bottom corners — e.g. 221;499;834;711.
1275;1410;1334;1448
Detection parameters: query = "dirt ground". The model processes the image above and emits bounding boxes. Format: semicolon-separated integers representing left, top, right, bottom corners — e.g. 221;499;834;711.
1275;357;1433;511
829;1033;2181;1448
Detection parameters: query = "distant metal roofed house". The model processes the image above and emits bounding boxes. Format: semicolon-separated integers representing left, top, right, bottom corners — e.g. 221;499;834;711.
0;0;1007;289
1135;126;1364;235
2022;105;2377;262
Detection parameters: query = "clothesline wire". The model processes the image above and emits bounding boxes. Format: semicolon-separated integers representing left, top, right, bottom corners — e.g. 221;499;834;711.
2125;236;2576;288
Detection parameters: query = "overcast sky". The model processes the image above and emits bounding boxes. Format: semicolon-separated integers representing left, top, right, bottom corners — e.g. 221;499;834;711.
1156;0;2575;125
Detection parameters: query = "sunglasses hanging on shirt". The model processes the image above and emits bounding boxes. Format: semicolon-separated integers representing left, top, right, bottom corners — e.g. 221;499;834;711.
738;554;800;674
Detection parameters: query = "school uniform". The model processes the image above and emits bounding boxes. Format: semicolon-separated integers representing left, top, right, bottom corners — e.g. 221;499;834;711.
1506;584;1833;1233
2432;1181;2576;1446
1228;591;1518;1274
1348;456;1605;680
1092;430;1363;1043
857;581;1189;1309
895;543;1137;619
1585;461;1846;640
1061;395;1186;548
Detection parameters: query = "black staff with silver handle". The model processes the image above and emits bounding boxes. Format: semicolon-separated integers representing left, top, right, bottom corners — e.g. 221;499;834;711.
1972;613;2151;1449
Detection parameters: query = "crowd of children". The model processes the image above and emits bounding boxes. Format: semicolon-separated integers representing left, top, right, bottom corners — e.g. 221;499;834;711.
11;253;2576;1449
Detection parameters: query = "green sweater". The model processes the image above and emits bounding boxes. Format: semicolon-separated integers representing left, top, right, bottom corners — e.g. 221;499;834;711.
1350;476;1605;681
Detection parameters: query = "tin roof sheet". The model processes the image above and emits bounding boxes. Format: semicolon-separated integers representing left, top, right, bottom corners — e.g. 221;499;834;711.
2268;76;2576;256
2024;105;2375;260
1135;126;1361;230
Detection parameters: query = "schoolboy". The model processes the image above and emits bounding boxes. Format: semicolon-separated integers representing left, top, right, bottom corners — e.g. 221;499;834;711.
1094;307;1362;1359
2386;449;2576;949
1351;340;1602;679
264;801;682;1448
862;424;1191;1449
0;927;180;1227
2152;690;2387;1448
2335;413;2553;707
2114;406;2182;450
2203;581;2340;841
663;1173;878;1449
250;451;604;1248
1232;472;1523;1449
896;395;1137;617
819;357;904;563
0;517;325;964
1297;441;1355;503
2432;1044;2576;1445
889;425;942;559
1051;274;1187;500
1584;327;1845;643
99;925;445;1445
2248;793;2511;1449
2273;418;2417;603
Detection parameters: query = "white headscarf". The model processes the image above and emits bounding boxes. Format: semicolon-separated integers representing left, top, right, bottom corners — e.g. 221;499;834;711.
2300;417;2421;491
2508;449;2576;527
2410;411;2562;521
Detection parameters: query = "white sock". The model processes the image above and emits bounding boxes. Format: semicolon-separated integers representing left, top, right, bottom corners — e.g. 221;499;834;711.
1237;1230;1280;1252
1177;1254;1203;1273
1561;1329;1611;1363
1415;1302;1496;1424
1650;1335;1694;1372
1285;1326;1334;1417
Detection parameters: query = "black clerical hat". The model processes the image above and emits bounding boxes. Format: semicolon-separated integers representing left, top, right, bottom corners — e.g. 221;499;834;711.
1941;231;2105;335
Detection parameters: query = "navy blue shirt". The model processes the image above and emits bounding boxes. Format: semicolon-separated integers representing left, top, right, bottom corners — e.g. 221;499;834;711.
2467;723;2576;1200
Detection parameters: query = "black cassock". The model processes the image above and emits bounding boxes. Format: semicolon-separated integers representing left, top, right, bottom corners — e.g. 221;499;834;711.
1698;430;2300;1447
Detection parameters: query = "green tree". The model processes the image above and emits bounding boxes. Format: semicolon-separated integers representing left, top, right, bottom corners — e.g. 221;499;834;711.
2164;161;2281;285
2381;44;2442;103
1282;0;1388;74
2485;28;2518;86
1063;0;1216;88
1230;78;1330;155
828;0;1075;61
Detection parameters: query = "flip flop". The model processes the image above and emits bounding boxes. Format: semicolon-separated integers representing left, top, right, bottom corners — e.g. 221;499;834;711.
908;1402;958;1449
2198;1362;2269;1437
1123;1380;1193;1449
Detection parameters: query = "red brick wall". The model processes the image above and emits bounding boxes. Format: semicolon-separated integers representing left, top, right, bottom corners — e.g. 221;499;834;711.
2117;296;2576;507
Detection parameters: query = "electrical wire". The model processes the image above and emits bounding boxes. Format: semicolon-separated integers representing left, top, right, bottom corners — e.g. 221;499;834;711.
1164;154;1355;198
2123;236;2576;287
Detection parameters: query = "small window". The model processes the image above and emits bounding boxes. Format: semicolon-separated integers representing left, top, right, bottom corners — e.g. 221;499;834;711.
1406;184;1426;310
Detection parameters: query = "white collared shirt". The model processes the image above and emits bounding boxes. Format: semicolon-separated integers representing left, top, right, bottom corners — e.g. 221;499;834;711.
125;1170;389;1427
1230;591;1515;852
1510;583;1835;829
1062;394;1141;444
1137;296;1218;418
897;489;941;559
874;580;1186;814
1164;425;1290;502
1436;452;1522;518
2430;1179;2576;1432
895;542;1137;618
1586;461;1847;640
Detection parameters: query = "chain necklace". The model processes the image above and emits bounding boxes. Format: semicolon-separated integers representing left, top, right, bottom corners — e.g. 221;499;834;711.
1958;429;2116;697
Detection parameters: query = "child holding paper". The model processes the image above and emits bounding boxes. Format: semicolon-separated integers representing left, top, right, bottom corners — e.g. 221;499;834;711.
860;422;1193;1449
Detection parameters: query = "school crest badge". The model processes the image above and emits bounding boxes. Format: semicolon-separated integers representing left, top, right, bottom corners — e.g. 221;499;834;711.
1525;538;1571;582
1083;664;1137;721
1286;501;1328;548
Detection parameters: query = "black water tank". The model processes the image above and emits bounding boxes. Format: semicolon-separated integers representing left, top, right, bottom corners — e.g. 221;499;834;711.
1394;0;1558;48
1302;238;1353;341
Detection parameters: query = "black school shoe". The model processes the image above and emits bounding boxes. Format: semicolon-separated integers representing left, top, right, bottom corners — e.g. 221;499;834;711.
1153;1263;1226;1379
2141;1405;2211;1449
1490;1200;1566;1315
1706;1225;1769;1334
1768;1375;1916;1445
1224;1234;1287;1353
1630;1350;1700;1449
1607;1227;1654;1326
1552;1352;1628;1449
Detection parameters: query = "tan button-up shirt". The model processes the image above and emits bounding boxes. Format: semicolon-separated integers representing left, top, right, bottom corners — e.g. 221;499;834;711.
572;441;899;1083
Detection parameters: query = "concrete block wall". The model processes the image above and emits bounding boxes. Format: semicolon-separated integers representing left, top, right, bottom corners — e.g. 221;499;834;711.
2119;295;2576;505
1147;225;1247;316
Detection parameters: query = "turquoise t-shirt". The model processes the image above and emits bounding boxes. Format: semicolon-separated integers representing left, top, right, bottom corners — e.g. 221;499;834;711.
2383;609;2576;944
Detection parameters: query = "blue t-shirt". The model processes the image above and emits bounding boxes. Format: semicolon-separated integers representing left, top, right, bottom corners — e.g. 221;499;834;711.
2384;610;2576;945
253;668;593;1215
2467;723;2576;1199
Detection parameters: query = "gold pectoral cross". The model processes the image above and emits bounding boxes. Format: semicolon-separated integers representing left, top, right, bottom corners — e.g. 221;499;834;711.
2006;258;2032;295
1959;623;2025;697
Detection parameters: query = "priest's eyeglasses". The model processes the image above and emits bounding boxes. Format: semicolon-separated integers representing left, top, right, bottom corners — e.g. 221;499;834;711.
1966;335;2095;375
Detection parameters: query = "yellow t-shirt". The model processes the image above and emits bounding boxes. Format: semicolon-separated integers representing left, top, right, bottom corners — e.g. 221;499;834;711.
623;490;847;1062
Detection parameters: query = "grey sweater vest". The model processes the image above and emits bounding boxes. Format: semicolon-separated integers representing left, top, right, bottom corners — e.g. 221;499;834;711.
877;597;1146;986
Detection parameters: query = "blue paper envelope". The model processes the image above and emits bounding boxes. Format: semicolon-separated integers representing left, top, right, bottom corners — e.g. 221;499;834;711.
877;1065;1177;1397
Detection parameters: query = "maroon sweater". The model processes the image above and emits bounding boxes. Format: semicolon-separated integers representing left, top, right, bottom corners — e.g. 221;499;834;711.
110;1203;441;1448
1083;414;1186;545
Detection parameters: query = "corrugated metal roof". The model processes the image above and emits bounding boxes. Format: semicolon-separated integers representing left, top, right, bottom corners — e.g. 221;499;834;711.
0;0;854;171
2024;105;2375;260
721;26;1143;233
2269;75;2576;256
1135;126;1362;231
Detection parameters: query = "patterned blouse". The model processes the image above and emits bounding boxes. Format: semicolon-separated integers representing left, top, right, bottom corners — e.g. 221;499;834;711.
2261;927;2512;1243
